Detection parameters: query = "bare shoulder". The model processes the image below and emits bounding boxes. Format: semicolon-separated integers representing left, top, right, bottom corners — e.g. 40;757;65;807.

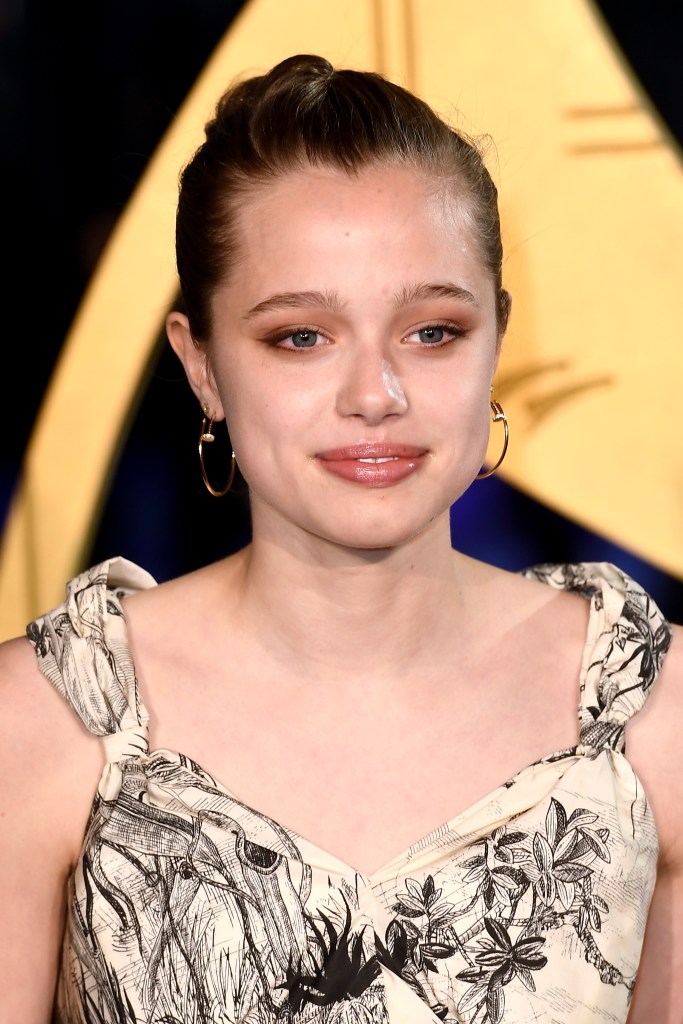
0;633;102;1016
625;622;683;861
121;554;245;658
624;624;683;1020
1;631;83;742
0;632;70;764
459;553;591;645
0;632;102;858
459;551;589;606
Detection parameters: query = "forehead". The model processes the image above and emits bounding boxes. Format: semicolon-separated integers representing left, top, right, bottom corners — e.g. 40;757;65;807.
235;162;472;240
224;163;491;300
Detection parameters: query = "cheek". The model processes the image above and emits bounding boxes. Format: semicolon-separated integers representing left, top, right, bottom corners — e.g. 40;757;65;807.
430;364;491;426
217;364;323;468
435;377;494;476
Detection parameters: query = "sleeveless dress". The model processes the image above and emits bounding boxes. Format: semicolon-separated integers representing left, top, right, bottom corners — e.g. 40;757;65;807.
27;557;671;1024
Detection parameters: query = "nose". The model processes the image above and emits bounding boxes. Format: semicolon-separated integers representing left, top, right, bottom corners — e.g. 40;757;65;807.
335;350;408;424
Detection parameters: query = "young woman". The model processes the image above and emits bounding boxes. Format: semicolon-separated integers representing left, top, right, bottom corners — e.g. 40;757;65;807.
1;54;681;1024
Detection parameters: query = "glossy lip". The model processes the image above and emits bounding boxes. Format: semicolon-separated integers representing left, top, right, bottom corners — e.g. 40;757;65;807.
316;442;427;487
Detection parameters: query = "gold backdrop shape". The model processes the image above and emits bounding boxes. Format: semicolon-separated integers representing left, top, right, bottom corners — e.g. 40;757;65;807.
0;0;681;641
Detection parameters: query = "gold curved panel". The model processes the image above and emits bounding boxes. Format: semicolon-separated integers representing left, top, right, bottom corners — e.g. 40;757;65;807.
416;0;683;582
1;0;681;641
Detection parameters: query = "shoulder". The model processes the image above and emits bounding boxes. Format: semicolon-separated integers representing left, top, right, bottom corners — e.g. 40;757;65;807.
0;632;89;756
623;622;683;1018
121;554;245;654
459;552;594;650
0;634;101;1012
656;620;683;690
0;627;104;778
0;631;102;864
625;621;683;863
0;562;153;863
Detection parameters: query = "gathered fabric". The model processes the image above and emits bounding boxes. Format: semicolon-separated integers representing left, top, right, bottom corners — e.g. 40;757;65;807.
27;557;671;1024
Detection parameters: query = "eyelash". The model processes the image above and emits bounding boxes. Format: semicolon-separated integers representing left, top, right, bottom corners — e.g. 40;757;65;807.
265;326;331;352
264;321;466;352
402;322;466;347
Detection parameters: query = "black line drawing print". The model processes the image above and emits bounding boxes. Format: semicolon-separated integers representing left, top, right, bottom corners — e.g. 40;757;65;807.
27;560;670;1022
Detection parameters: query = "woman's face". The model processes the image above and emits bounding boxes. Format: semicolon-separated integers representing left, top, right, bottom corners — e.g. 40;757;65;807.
172;163;503;553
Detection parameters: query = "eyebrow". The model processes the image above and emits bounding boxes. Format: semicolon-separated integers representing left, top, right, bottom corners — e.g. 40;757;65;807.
243;281;478;320
243;290;346;319
394;282;478;307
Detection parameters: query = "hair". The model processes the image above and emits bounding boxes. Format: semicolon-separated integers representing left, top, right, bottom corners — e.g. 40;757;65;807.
175;53;510;341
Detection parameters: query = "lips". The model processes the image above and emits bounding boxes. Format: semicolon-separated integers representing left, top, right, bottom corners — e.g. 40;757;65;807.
316;443;427;486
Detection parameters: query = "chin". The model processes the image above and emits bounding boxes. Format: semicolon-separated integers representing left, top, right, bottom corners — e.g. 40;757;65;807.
313;509;446;553
252;480;461;552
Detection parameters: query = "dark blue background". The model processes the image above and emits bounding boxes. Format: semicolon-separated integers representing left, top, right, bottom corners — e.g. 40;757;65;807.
1;1;681;621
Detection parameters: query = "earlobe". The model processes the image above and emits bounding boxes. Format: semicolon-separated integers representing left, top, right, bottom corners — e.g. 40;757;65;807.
165;310;225;420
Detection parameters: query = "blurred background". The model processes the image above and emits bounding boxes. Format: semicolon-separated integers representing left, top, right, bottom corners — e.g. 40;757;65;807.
1;0;682;625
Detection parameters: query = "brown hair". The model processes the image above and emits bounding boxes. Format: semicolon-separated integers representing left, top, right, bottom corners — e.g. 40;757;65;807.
175;53;510;341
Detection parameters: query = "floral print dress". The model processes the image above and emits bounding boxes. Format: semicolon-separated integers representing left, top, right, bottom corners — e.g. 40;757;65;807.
27;557;671;1024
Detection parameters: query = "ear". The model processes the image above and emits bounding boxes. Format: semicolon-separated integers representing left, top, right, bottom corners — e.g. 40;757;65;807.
165;311;226;421
493;289;512;370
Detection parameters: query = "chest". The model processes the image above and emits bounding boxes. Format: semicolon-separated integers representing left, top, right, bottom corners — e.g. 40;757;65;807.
70;743;653;1024
144;653;581;877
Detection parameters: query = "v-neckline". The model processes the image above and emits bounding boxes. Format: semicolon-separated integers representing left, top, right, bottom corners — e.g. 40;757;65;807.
142;739;584;880
128;560;603;880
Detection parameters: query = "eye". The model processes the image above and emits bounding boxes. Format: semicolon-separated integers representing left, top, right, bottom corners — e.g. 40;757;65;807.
403;323;464;347
417;327;446;344
268;327;331;351
289;329;318;348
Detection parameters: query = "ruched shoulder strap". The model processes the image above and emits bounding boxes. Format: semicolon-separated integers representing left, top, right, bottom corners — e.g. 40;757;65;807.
525;562;672;754
27;558;157;753
577;563;671;753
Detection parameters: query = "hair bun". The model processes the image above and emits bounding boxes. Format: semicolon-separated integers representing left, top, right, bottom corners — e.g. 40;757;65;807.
266;54;334;83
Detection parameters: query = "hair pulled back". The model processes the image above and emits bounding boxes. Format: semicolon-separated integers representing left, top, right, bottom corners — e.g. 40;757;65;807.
175;54;509;341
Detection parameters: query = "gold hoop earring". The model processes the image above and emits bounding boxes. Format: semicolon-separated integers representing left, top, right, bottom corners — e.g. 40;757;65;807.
476;398;509;479
198;407;236;497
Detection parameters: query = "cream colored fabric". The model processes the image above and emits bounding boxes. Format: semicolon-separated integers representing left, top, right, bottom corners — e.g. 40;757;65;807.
28;558;671;1024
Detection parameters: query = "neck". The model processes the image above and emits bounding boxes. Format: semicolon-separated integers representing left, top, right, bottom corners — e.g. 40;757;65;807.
224;513;482;685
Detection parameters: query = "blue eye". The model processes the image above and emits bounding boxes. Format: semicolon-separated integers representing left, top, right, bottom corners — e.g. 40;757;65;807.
266;326;330;352
404;323;464;347
290;330;318;348
417;327;445;344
